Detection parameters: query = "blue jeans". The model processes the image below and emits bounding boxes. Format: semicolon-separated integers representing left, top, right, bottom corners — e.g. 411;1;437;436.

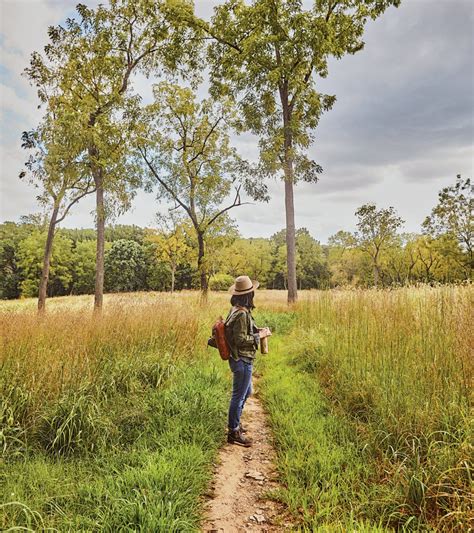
228;358;253;431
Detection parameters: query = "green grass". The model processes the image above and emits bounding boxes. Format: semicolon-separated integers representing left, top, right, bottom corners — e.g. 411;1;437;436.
0;292;253;531
259;337;398;532
1;288;471;531
1;355;228;531
259;287;472;532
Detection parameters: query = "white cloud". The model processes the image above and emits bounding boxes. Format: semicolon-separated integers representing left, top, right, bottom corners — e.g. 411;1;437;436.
0;0;68;77
0;1;79;218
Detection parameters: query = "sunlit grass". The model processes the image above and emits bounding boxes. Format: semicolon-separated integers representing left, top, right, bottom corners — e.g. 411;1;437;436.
282;285;473;530
1;286;471;530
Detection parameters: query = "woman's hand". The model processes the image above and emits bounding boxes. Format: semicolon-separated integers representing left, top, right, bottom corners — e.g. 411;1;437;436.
258;327;272;339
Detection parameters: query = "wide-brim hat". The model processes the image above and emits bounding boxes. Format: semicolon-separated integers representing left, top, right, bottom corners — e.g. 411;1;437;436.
228;275;260;296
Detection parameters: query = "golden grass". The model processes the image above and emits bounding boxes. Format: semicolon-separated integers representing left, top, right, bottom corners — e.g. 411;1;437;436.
291;285;473;530
1;286;471;529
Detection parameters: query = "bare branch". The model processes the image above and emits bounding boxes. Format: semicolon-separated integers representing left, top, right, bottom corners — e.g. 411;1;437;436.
138;145;193;221
205;184;251;228
56;187;96;224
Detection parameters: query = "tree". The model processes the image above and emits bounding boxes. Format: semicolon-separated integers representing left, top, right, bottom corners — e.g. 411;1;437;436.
268;229;289;289
72;240;99;295
423;175;473;275
295;228;329;289
137;82;267;293
17;230;75;298
355;204;404;287
380;235;405;285
145;214;192;293
268;227;328;289
25;0;199;310
105;224;146;244
195;215;240;288
197;0;401;302
20;109;95;312
219;238;272;285
105;239;147;292
0;221;39;299
415;236;442;283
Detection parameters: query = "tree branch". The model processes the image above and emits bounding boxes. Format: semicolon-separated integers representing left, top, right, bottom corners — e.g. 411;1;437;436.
205;184;251;228
194;18;242;53
138;146;193;221
187;117;222;165
56;187;96;224
326;1;340;22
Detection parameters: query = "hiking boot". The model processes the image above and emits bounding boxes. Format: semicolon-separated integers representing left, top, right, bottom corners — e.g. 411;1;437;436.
227;428;252;447
239;423;247;433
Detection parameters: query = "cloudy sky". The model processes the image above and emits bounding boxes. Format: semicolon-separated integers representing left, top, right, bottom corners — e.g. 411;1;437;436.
1;0;473;242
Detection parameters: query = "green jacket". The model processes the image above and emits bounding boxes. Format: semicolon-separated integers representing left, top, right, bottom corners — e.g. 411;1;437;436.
224;306;259;362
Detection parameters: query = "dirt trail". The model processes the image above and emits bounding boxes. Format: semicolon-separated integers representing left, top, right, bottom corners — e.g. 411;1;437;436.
201;379;289;533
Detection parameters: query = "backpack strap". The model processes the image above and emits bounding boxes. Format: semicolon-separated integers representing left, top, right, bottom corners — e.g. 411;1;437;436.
225;305;251;335
225;305;245;324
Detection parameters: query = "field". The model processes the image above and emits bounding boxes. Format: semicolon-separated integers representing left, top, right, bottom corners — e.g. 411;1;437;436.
1;287;472;531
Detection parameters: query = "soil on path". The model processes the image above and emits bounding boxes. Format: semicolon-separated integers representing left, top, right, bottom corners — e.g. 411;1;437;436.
201;379;289;533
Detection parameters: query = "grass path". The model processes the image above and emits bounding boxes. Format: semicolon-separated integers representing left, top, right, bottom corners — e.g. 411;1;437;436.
3;290;469;531
257;337;392;532
200;336;387;532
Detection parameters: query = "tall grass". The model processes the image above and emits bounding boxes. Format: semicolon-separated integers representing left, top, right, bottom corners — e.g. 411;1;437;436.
0;290;288;457
259;338;394;532
291;285;473;530
1;293;205;456
1;287;471;530
0;291;233;530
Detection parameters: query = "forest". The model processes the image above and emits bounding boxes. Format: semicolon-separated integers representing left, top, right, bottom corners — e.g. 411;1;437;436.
1;174;471;299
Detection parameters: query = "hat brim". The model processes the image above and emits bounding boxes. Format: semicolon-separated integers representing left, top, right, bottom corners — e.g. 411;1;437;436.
228;280;260;295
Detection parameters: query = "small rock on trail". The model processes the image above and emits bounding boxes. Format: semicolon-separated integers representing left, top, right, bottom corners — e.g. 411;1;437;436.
201;381;288;533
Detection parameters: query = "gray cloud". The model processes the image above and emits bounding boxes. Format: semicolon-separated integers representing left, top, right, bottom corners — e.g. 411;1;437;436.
310;1;473;190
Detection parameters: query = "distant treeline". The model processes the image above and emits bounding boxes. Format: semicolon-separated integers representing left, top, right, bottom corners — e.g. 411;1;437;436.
1;176;472;299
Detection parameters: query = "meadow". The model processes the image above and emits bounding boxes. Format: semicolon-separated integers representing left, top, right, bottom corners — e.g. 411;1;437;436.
1;287;472;531
260;286;472;531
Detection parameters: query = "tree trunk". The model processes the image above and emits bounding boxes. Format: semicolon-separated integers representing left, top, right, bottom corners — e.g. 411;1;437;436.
94;175;105;310
284;177;298;302
171;264;175;294
38;204;59;313
280;82;298;304
373;263;379;287
88;121;105;311
197;231;208;293
89;140;105;311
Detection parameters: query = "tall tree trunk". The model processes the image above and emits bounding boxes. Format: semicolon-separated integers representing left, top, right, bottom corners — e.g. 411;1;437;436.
89;139;105;311
280;82;298;303
197;231;208;293
88;115;106;311
38;204;59;313
284;177;297;302
94;173;105;310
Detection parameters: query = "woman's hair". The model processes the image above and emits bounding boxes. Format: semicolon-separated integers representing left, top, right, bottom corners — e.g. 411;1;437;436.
230;291;255;309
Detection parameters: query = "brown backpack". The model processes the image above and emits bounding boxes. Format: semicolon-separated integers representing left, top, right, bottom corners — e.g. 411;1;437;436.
208;316;231;360
207;306;246;361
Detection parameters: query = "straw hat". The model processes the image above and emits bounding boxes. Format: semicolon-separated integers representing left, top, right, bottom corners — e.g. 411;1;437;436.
228;275;259;296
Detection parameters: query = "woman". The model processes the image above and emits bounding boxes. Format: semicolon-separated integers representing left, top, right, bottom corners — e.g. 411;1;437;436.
224;275;269;447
